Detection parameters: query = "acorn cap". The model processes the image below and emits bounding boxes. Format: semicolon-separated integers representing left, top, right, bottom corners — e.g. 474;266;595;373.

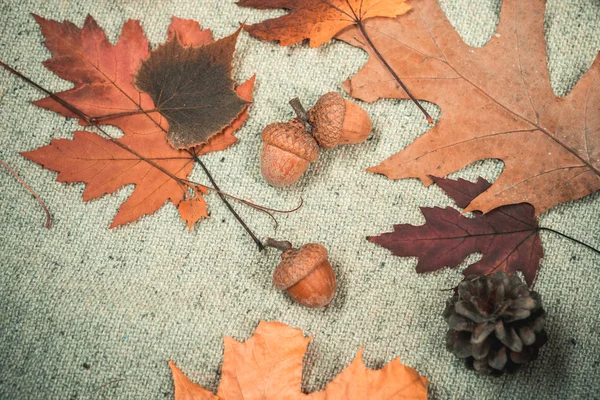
261;119;319;162
273;243;329;290
309;92;345;149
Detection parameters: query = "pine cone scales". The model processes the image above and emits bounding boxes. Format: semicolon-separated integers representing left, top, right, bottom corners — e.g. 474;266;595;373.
443;272;547;375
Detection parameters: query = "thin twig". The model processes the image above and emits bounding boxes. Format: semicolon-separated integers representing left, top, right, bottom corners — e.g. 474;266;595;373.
93;378;124;393
265;238;293;252
0;159;52;229
189;150;264;251
289;97;310;127
355;21;434;124
539;227;600;256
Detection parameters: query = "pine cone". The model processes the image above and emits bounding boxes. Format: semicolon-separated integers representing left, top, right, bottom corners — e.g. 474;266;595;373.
443;272;547;376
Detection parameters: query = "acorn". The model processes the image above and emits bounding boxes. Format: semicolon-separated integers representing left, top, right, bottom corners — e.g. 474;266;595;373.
308;92;372;149
266;239;336;308
260;119;319;187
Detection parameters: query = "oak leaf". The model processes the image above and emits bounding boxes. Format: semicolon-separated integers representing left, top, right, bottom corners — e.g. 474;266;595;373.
338;0;600;215
23;15;255;228
237;0;411;48
368;177;543;286
170;321;429;399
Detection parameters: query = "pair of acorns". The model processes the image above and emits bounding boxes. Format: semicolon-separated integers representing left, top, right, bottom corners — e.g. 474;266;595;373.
260;92;372;187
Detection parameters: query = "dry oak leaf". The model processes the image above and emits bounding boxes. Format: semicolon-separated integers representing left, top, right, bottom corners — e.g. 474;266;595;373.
170;321;429;400
23;15;255;228
368;176;543;286
237;0;411;48
338;0;600;215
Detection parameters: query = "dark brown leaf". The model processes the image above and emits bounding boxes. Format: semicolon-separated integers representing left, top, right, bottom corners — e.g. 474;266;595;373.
368;177;543;286
135;28;249;149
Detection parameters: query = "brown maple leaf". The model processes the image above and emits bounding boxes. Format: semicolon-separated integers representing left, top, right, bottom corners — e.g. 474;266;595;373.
22;15;255;228
368;177;543;286
237;0;411;47
338;0;600;215
170;321;429;400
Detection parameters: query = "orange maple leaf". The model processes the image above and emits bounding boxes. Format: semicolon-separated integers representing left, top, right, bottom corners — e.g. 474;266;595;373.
170;321;429;399
238;0;411;48
22;15;255;228
238;0;434;123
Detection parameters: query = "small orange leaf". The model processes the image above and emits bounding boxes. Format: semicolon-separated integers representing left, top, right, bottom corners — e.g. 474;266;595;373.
178;186;209;231
170;321;428;399
167;16;214;47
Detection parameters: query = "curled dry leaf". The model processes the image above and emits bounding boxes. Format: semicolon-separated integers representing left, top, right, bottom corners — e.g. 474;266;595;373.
368;177;543;286
338;0;600;215
21;15;255;229
237;0;411;47
170;321;429;399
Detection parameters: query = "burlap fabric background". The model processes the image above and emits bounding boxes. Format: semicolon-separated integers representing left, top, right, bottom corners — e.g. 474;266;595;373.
1;0;599;399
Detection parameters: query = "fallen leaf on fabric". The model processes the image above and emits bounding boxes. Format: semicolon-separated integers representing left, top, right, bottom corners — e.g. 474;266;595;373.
237;0;411;47
22;16;255;228
368;177;543;286
338;0;600;215
22;131;195;228
179;186;209;231
135;26;249;149
170;321;429;399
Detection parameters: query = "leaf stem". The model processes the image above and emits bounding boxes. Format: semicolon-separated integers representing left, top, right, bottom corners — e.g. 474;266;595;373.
289;97;309;126
354;21;434;124
0;158;51;229
538;227;600;256
189;150;264;251
89;109;159;123
264;237;293;252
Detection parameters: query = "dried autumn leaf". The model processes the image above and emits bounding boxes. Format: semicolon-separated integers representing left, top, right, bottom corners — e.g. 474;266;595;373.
368;176;543;286
179;186;209;231
23;15;255;228
170;321;429;399
22;131;194;228
32;14;163;137
164;16;256;155
237;0;411;47
339;0;600;215
135;26;249;149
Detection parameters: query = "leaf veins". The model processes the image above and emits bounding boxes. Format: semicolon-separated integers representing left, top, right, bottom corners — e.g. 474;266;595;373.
368;177;543;286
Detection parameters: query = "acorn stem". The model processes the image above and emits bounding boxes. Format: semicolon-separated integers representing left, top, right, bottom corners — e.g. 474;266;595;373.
289;98;310;128
265;238;293;252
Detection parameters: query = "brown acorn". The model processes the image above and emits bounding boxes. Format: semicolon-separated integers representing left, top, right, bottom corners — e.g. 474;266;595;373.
309;92;372;149
269;240;336;308
260;119;319;187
